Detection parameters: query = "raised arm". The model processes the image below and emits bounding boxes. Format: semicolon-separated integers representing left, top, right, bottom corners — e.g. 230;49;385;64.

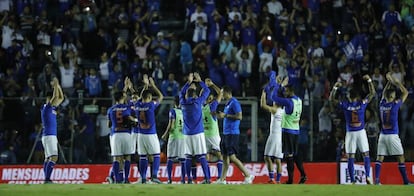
388;72;409;102
329;81;342;104
50;78;64;106
149;77;164;103
140;74;149;98
205;78;222;103
261;90;277;114
363;74;375;102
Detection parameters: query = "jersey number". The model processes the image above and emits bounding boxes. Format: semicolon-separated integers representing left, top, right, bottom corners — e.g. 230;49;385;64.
350;111;361;127
381;110;392;129
139;111;150;129
115;110;124;131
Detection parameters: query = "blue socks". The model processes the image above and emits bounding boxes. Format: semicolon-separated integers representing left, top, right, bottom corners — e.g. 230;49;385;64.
217;160;223;179
364;156;371;178
152;155;160;179
139;156;148;183
276;173;282;182
375;161;382;184
167;158;173;181
348;158;355;183
112;161;120;183
124;160;130;182
186;157;192;182
191;166;197;181
398;163;409;184
269;171;274;180
180;159;186;182
198;155;210;180
45;161;55;181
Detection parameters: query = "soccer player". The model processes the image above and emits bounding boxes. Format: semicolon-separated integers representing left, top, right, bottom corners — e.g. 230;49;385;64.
136;74;164;184
41;77;64;184
203;78;224;181
272;76;307;184
161;96;187;184
107;90;138;184
180;72;211;184
375;73;411;185
260;86;283;184
329;74;376;184
216;85;255;184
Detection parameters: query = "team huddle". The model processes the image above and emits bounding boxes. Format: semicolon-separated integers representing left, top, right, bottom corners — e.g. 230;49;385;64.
40;70;411;185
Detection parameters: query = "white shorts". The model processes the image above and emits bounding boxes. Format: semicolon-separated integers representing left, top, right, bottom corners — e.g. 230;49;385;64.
167;137;187;159
110;133;133;156
205;135;221;152
185;133;207;156
137;133;160;155
264;132;283;159
131;132;139;154
377;134;404;156
345;129;369;154
42;135;58;158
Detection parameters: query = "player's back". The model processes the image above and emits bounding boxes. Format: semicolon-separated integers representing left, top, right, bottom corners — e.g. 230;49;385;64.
379;99;402;134
41;103;57;136
270;107;283;134
181;97;204;135
135;101;158;134
107;103;131;134
340;100;368;132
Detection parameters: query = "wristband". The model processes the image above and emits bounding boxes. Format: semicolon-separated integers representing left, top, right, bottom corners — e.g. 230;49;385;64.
333;87;338;90
367;79;372;83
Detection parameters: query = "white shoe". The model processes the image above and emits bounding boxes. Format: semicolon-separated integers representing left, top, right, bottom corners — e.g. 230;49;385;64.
366;177;373;185
214;179;227;184
243;175;255;184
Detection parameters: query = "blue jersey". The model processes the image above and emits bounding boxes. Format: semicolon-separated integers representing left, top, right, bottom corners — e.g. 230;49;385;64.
129;100;140;133
339;99;368;132
135;101;159;134
180;82;210;135
209;100;219;121
223;97;242;135
41;103;57;136
379;99;402;134
107;104;132;135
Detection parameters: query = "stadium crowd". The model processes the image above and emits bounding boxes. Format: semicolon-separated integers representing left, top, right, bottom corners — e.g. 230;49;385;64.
0;0;414;164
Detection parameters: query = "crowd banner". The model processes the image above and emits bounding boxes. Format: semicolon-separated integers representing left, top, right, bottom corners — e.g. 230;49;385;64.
0;163;412;184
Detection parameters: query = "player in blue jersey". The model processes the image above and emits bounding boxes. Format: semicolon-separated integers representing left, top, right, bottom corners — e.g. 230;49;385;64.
329;74;376;184
136;74;164;184
161;96;187;184
271;76;307;184
107;90;139;183
375;73;411;185
180;72;211;184
41;77;64;184
215;85;255;184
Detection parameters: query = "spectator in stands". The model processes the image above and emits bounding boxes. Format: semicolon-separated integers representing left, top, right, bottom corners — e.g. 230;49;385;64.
179;35;193;74
161;73;180;96
85;67;102;97
151;31;170;66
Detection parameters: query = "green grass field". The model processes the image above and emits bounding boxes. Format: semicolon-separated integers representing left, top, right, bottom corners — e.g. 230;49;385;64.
0;184;413;196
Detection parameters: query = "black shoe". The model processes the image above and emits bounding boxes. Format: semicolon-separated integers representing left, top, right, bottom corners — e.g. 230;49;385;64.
200;179;211;184
123;180;130;184
284;180;293;184
299;176;307;184
167;180;172;184
44;180;54;184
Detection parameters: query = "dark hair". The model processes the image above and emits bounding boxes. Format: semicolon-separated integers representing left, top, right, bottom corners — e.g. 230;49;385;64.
187;88;197;97
385;88;396;99
113;91;125;102
222;85;232;94
174;96;180;106
349;88;361;99
142;89;152;99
